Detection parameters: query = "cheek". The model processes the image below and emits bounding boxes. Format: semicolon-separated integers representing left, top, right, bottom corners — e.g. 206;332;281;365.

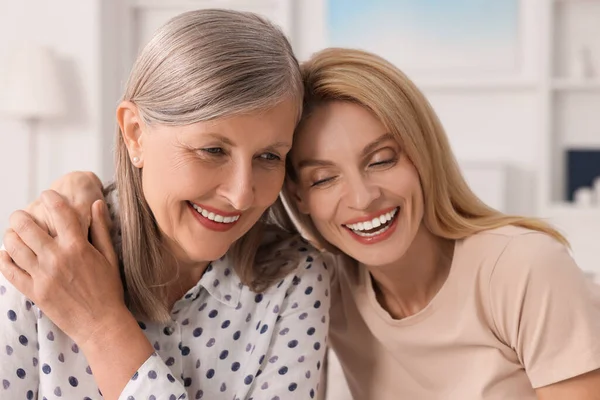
306;190;337;225
386;164;423;199
255;169;286;206
142;152;216;207
406;172;424;207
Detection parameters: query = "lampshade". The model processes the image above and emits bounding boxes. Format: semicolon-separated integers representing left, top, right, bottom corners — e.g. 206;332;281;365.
0;44;67;120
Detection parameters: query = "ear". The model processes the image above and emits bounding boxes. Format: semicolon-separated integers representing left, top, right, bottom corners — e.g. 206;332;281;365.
117;101;146;167
285;179;310;215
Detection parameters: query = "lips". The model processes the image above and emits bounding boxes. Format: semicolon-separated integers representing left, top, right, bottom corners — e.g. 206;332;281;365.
187;202;241;232
189;202;240;224
343;207;399;233
342;207;400;244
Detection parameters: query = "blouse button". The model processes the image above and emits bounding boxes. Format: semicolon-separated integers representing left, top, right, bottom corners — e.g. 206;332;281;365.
163;326;175;336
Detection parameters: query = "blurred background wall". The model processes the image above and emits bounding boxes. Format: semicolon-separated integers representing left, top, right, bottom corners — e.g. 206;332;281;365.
0;0;599;274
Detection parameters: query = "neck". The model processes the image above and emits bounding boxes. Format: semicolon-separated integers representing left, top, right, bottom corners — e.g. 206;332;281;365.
162;250;212;310
366;224;454;320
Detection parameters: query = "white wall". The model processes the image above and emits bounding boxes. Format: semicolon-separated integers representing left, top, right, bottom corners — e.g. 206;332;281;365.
294;0;600;274
0;0;105;230
0;0;598;273
293;0;543;217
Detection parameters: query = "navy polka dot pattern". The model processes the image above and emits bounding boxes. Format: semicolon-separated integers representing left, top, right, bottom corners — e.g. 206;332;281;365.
0;234;330;399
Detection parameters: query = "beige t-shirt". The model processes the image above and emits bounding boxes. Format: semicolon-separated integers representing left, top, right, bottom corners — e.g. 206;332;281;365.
327;226;600;399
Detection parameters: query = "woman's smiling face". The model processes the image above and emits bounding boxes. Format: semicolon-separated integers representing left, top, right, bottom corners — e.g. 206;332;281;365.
126;99;298;265
289;101;425;267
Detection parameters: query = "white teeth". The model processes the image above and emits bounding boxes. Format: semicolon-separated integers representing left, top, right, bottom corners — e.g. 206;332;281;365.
191;203;240;224
353;223;392;237
344;208;399;233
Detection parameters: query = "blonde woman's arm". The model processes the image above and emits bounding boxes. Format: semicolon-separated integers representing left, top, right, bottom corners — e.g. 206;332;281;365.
0;192;186;400
26;171;104;235
488;232;600;399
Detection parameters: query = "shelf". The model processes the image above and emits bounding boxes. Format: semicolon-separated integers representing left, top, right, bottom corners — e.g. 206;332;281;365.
552;79;600;91
562;141;600;149
544;203;600;218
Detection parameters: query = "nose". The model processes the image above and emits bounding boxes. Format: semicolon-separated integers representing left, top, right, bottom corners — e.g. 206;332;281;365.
218;161;255;211
345;173;381;211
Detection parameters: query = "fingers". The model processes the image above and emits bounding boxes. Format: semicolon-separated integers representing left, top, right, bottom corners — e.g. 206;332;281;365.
24;199;51;235
90;200;118;267
40;190;85;240
50;171;105;235
9;210;54;256
0;250;33;295
3;229;39;275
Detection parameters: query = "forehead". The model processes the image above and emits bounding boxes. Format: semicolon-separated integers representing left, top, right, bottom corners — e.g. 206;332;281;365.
294;101;388;156
171;99;298;146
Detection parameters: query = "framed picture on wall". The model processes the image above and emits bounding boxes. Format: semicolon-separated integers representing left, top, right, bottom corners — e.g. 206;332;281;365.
325;0;520;79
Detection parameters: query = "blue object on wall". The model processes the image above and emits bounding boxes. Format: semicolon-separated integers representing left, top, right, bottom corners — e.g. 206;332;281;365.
566;148;600;201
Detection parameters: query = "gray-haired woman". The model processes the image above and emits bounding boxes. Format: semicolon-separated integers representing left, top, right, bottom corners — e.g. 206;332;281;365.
0;9;329;400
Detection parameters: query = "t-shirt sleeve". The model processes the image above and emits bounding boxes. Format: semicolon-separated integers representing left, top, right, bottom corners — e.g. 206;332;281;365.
489;232;600;388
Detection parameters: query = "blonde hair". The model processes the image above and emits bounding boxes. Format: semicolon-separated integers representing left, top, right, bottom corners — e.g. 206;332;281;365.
114;9;303;322
281;48;567;253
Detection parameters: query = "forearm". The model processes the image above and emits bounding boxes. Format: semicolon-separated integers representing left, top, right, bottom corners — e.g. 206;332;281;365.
79;309;154;400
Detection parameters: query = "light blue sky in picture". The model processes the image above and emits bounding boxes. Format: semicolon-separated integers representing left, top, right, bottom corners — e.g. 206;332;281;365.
326;0;519;72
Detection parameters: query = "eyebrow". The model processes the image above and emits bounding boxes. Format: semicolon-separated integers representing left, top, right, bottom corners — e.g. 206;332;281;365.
205;133;291;151
360;132;396;158
205;133;235;146
296;132;396;170
267;141;293;150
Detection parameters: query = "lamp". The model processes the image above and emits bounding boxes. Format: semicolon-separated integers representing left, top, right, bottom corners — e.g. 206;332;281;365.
0;43;67;200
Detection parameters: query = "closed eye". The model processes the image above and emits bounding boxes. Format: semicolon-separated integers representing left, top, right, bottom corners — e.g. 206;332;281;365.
368;158;396;168
311;176;336;187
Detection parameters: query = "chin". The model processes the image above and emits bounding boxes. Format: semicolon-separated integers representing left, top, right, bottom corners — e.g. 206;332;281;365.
181;241;230;264
349;251;401;268
335;238;407;267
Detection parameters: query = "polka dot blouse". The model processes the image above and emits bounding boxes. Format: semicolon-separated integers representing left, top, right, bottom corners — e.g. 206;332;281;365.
0;235;330;399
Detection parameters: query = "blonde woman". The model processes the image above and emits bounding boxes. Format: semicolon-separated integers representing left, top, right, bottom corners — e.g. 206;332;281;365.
7;47;600;398
282;48;600;399
0;10;329;400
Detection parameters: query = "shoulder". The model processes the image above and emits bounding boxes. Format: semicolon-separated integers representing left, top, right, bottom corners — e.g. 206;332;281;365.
481;226;572;277
0;252;39;325
262;234;331;295
466;226;582;302
260;231;324;270
452;225;578;304
459;225;569;270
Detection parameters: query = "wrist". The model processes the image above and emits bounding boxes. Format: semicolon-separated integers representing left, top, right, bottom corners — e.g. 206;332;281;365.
75;307;155;400
78;307;148;355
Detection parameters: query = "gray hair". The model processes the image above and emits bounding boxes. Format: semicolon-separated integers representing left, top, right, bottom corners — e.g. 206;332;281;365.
114;9;303;322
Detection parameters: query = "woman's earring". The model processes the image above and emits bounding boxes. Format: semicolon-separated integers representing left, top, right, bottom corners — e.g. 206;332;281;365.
133;156;140;164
